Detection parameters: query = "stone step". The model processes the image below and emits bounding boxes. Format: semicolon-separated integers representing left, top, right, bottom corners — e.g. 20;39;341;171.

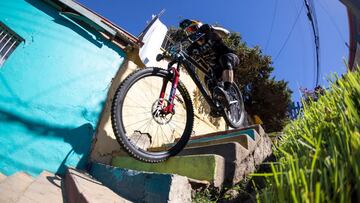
113;126;263;157
17;171;63;203
190;124;265;141
179;142;249;185
180;133;273;186
0;172;6;182
112;154;225;188
185;130;260;152
90;163;192;203
65;167;131;203
0;172;34;203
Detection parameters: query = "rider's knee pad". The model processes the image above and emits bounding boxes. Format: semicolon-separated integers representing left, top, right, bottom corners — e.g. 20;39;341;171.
219;53;239;71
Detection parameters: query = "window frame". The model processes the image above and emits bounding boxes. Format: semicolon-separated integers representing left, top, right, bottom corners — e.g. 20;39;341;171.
0;22;23;67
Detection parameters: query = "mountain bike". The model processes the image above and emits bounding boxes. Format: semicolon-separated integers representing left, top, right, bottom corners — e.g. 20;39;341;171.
111;36;245;162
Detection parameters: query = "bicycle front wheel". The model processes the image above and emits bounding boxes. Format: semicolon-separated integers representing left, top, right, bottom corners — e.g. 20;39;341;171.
111;67;194;162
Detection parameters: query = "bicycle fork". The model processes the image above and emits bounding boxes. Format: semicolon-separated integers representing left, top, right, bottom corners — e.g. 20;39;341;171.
158;67;180;114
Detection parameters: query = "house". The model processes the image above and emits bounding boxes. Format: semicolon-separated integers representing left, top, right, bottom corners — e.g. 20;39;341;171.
0;0;226;177
0;0;142;176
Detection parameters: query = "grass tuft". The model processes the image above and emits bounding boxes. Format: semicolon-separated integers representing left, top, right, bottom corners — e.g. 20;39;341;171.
255;68;360;202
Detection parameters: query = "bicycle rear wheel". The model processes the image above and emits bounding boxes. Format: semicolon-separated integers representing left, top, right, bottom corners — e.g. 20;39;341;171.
223;84;245;128
111;67;194;162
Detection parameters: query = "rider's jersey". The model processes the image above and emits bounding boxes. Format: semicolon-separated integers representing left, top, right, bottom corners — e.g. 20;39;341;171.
186;24;235;70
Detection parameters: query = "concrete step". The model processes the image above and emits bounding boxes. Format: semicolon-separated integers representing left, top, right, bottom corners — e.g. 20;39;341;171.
113;125;264;157
186;127;261;152
112;154;225;188
0;172;34;203
0;172;6;182
190;124;265;141
186;131;260;153
65;167;131;203
180;134;273;186
90;163;192;203
110;125;271;188
17;171;63;203
179;142;249;185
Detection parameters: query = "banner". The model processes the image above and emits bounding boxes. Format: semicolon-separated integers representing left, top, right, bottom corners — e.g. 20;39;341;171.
139;17;168;67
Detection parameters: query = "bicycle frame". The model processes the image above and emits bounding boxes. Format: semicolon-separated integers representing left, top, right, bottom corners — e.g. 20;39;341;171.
159;53;219;114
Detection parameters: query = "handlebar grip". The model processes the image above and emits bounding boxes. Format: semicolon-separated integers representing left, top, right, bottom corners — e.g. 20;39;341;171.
156;54;164;62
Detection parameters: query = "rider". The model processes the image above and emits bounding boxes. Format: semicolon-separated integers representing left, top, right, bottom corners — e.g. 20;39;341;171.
179;19;240;115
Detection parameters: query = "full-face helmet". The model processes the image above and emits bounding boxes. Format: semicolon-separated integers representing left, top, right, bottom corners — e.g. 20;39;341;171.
179;19;203;35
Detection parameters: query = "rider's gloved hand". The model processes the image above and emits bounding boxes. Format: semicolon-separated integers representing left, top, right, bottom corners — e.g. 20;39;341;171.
197;24;211;34
188;32;204;42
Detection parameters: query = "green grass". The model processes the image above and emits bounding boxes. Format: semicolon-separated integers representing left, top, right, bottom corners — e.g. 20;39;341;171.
255;69;360;202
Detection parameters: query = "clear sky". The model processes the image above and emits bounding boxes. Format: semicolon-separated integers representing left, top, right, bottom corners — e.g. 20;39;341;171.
77;0;349;101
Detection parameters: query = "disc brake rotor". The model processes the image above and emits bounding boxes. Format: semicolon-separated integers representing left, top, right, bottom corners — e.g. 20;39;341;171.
151;99;174;125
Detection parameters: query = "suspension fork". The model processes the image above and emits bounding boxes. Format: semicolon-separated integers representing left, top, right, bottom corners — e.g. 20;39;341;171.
158;67;180;114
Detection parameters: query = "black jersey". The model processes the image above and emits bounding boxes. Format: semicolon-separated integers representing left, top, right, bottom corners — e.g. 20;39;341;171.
186;24;235;70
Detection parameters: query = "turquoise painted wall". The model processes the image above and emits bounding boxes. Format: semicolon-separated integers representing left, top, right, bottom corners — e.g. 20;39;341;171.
0;0;125;176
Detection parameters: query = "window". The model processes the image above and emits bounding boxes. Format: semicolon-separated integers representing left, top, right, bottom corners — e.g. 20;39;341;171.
0;22;23;66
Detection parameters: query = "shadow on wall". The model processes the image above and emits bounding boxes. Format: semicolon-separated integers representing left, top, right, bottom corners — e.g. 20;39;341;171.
0;107;94;175
25;0;104;48
25;0;125;55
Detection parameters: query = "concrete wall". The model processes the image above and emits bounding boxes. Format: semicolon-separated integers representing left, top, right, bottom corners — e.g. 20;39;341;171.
0;0;125;176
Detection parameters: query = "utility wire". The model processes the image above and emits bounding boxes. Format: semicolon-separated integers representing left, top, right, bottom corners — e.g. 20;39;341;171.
304;0;321;87
317;0;348;48
274;3;305;62
264;0;278;52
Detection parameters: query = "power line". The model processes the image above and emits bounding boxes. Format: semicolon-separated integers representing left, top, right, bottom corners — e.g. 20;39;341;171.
317;0;348;48
303;0;321;87
264;0;278;52
274;3;305;62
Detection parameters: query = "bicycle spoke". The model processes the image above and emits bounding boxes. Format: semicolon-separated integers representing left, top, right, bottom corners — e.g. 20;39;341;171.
124;96;149;109
169;120;185;132
124;117;152;129
168;122;184;138
159;124;172;144
123;111;151;117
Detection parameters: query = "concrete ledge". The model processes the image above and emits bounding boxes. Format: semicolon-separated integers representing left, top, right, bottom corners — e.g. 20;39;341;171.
0;173;6;182
108;126;264;158
186;132;260;151
179;142;249;185
112;155;225;187
190;125;265;141
0;172;34;203
185;127;264;153
18;171;63;203
180;133;273;185
90;162;192;203
65;168;130;203
186;134;249;148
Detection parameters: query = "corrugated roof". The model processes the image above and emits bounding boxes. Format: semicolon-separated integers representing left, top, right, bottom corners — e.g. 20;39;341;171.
42;0;143;49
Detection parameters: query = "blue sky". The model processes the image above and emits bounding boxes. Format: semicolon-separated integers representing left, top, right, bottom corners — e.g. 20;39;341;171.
77;0;349;101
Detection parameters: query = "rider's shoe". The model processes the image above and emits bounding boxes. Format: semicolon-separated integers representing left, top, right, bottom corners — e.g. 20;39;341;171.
213;86;231;107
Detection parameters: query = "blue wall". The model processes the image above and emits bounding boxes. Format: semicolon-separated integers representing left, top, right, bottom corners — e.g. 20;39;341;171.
0;0;125;176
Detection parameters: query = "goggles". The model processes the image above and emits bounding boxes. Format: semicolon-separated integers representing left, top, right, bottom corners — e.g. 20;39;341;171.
185;25;198;33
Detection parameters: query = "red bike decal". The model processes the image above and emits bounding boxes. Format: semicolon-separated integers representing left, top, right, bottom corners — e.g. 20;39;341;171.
159;67;179;114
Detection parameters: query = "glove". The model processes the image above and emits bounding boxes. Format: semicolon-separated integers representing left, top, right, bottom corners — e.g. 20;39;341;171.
189;32;204;41
198;24;211;34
